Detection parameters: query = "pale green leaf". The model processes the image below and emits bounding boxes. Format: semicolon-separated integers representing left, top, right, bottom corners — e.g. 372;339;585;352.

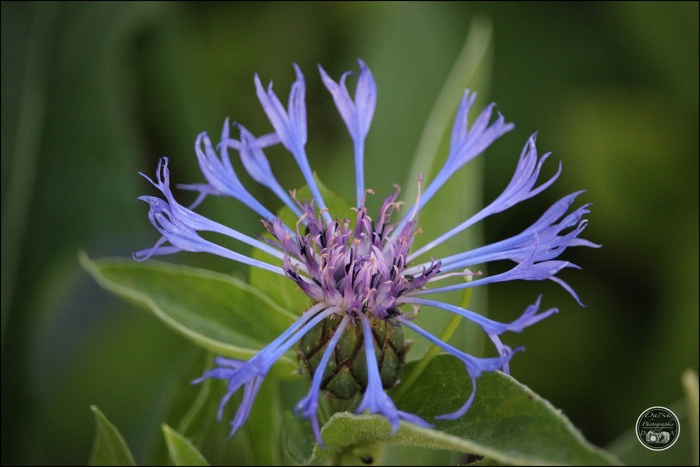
399;17;496;359
79;252;298;377
682;369;699;465
403;16;494;205
162;424;210;466
88;405;136;466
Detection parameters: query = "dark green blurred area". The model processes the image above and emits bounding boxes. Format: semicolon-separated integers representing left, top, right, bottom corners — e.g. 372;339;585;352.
1;1;697;465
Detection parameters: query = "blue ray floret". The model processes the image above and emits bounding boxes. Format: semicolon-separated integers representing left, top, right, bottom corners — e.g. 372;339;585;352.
136;60;599;445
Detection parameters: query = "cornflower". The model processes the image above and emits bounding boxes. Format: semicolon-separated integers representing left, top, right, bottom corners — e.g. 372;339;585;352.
135;60;598;445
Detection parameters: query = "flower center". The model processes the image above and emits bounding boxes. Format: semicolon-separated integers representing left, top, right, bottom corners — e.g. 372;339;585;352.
265;190;441;320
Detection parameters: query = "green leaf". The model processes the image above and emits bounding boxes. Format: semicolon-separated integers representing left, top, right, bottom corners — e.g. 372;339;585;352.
397;18;496;359
683;369;699;465
242;377;283;465
79;252;298;377
403;16;494;206
282;411;317;465
88;405;136;466
312;355;620;466
162;424;210;466
162;355;259;465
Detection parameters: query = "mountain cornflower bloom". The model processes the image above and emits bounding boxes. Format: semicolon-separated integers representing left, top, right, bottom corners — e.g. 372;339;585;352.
136;59;598;445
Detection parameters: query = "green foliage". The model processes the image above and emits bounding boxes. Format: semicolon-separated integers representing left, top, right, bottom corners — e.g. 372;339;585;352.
88;406;136;466
79;252;298;378
161;424;210;466
310;355;620;466
282;411;317;465
90;407;213;466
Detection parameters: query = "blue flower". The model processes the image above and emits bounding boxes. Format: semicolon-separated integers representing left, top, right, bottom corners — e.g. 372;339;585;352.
137;60;598;445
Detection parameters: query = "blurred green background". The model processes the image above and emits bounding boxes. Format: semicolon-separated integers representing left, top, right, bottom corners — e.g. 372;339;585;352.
2;1;698;465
